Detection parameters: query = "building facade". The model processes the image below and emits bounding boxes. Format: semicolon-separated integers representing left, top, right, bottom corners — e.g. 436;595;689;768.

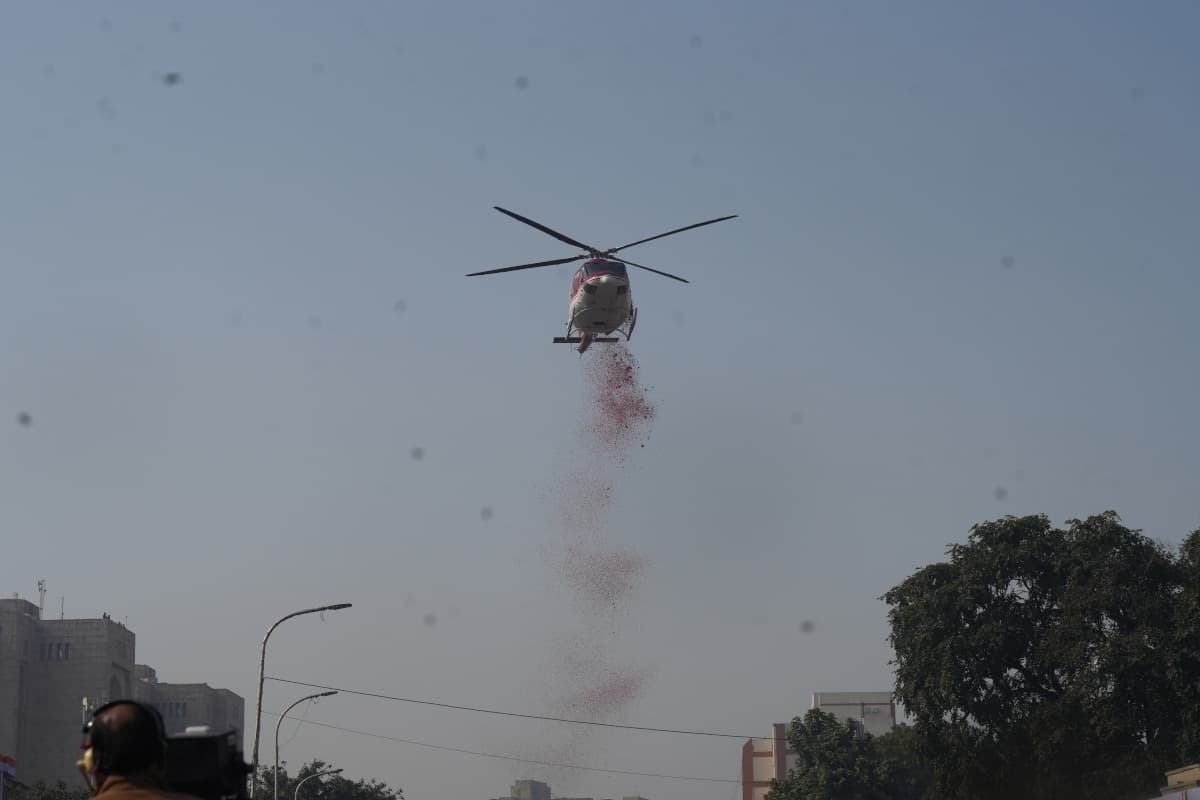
134;666;243;739
509;780;551;800
0;599;137;785
810;692;896;737
0;596;242;787
740;723;796;800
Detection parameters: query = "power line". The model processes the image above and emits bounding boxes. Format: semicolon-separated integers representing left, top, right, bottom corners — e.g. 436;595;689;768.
266;677;759;740
261;709;741;785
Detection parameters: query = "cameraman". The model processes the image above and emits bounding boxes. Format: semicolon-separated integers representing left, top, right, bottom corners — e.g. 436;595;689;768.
80;701;201;800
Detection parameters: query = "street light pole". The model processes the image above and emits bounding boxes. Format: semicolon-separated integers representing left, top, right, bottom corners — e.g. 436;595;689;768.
293;769;343;800
274;691;337;800
249;604;352;798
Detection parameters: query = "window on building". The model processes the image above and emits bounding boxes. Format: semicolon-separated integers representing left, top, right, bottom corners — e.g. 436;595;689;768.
64;643;70;660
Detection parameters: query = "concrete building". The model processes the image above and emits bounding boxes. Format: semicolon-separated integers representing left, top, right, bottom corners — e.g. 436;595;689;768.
509;780;551;800
1153;764;1200;798
810;692;896;737
740;723;796;800
0;595;242;787
0;598;136;785
492;783;640;800
133;665;243;739
0;598;40;786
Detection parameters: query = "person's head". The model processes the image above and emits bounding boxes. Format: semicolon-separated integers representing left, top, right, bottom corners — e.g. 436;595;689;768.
82;700;168;789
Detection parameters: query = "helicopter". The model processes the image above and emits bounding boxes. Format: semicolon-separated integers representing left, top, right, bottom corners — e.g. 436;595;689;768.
467;206;737;353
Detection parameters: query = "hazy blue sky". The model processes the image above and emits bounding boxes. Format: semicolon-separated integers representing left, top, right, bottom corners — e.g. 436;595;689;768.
3;2;1199;800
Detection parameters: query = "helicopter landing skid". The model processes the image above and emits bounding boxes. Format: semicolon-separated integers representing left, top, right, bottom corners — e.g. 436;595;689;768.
553;334;619;354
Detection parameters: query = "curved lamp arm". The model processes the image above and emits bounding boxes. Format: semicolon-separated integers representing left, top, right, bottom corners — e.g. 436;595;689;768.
248;604;351;798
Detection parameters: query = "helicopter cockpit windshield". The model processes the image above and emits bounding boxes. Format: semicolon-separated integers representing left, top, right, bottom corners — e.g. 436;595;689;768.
584;260;627;278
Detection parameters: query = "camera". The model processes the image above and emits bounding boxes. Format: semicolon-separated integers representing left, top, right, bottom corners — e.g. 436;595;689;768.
80;712;251;800
162;727;252;800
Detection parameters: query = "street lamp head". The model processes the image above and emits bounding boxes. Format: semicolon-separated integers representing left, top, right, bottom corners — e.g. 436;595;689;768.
318;691;337;698
324;603;352;611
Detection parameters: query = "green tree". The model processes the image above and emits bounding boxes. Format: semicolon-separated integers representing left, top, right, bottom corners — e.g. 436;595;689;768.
883;511;1198;800
872;724;930;799
3;780;90;800
764;710;927;800
253;760;401;800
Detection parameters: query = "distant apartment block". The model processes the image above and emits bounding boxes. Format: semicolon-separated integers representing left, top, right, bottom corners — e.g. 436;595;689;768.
810;691;896;737
740;723;796;800
509;780;551;800
491;782;642;800
0;595;243;787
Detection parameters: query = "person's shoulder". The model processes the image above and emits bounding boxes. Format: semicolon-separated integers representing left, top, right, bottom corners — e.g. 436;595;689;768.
136;787;203;800
159;791;204;800
96;777;204;800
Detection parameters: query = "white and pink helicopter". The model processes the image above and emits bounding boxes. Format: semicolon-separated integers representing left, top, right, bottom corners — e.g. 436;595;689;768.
468;206;737;353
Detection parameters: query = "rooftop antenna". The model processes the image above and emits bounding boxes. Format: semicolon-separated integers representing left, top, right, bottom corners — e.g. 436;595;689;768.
38;579;46;616
61;596;65;620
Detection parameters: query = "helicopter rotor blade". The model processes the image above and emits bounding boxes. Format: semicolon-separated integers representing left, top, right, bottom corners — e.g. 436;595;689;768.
494;207;598;253
607;214;738;254
466;255;585;277
610;256;690;284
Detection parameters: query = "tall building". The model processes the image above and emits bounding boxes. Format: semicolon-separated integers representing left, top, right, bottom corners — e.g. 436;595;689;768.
0;598;137;784
0;598;39;785
0;596;243;787
510;780;551;800
810;692;896;737
134;665;244;739
740;723;796;800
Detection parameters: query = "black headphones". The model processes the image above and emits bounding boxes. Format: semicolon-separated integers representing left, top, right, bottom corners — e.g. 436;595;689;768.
82;700;168;776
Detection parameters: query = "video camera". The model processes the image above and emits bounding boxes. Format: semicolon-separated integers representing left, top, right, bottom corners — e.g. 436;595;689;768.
162;727;252;800
79;706;252;800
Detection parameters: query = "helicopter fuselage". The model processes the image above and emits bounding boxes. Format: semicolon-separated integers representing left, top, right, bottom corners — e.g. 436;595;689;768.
568;258;633;335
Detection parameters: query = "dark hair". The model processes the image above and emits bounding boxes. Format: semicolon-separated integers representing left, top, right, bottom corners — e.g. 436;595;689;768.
89;701;168;775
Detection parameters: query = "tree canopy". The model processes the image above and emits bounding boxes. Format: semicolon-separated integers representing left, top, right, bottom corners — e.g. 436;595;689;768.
2;780;90;800
253;760;402;800
764;710;928;800
883;511;1200;800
